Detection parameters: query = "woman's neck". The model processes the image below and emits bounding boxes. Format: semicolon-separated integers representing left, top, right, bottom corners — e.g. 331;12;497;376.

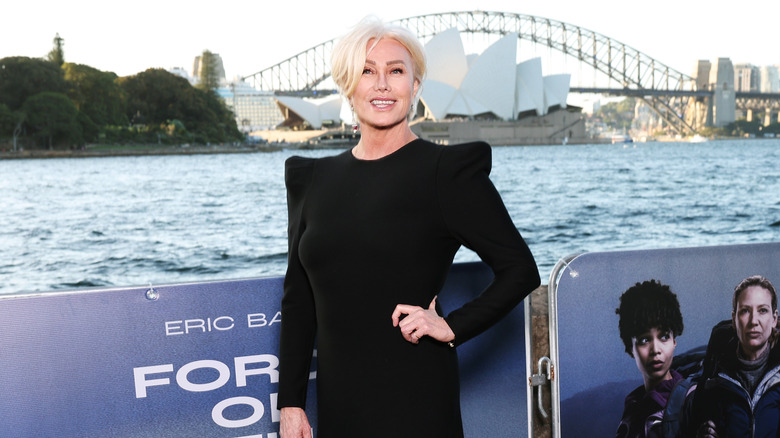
644;370;672;392
353;125;417;160
739;342;770;362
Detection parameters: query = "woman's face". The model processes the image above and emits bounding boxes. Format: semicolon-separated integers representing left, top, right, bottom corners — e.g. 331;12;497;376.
632;327;676;390
351;38;419;132
733;285;778;360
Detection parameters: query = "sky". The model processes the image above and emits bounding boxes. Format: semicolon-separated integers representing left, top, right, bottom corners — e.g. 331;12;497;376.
3;0;777;82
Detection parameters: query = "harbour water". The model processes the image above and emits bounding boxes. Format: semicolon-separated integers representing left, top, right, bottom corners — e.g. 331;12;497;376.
1;139;779;295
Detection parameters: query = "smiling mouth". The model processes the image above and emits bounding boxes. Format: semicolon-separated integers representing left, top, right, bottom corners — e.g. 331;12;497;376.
371;99;396;107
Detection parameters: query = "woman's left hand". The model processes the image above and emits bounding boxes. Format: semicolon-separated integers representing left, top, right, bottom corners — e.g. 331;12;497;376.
392;296;455;344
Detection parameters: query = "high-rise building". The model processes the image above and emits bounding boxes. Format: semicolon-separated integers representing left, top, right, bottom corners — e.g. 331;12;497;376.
734;63;760;92
193;53;227;86
760;65;780;92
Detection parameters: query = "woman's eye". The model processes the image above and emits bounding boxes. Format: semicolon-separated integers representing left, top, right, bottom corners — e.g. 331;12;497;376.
363;68;373;74
391;68;404;74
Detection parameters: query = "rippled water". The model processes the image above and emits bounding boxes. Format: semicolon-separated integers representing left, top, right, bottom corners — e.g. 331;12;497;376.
2;139;779;294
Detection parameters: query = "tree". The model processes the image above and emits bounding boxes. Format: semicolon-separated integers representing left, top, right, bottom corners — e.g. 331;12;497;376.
0;103;25;152
63;63;127;132
196;50;221;92
594;98;636;132
47;33;65;67
22;92;81;149
118;68;241;144
0;57;67;111
0;103;13;137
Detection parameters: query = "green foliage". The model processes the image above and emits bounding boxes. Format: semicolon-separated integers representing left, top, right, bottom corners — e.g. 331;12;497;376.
22;92;82;149
727;119;762;137
196;50;221;92
594;98;636;131
0;103;14;137
762;123;780;135
697;125;727;137
1;54;243;149
118;68;242;143
0;57;67;111
63;63;128;135
47;33;65;67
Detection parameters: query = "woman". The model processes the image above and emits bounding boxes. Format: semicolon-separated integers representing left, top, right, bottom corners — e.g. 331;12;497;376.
685;275;780;438
615;280;685;438
278;17;539;438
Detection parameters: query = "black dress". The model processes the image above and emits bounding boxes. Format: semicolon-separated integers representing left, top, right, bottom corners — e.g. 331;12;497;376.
279;139;539;437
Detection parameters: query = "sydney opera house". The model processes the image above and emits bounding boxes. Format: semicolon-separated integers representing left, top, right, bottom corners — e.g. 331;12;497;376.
272;28;585;145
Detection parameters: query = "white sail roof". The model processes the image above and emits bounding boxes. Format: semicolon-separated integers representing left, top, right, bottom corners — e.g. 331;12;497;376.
275;94;342;129
420;28;571;121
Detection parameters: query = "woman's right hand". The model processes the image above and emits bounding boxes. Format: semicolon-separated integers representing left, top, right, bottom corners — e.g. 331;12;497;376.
280;407;312;438
696;420;719;438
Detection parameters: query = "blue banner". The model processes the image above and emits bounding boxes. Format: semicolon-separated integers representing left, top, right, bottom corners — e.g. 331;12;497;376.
553;242;780;437
0;262;527;437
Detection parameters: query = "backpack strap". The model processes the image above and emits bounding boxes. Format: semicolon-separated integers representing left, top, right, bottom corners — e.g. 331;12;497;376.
661;375;698;438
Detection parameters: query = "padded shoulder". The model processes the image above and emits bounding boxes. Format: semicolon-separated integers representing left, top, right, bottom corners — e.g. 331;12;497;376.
284;156;316;195
438;141;492;177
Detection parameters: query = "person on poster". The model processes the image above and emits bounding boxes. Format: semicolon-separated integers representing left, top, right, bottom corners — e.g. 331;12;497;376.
682;275;780;438
277;16;540;438
615;280;685;438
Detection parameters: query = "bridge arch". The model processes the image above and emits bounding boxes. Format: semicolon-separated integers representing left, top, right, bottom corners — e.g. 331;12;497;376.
243;11;700;134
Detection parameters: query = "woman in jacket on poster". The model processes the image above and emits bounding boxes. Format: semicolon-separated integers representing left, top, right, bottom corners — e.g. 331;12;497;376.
683;275;780;438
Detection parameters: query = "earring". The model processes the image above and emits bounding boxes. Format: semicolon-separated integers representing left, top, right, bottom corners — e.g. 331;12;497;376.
352;108;359;133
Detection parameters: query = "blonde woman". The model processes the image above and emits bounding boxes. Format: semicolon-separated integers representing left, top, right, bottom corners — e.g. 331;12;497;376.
278;17;539;438
683;276;780;438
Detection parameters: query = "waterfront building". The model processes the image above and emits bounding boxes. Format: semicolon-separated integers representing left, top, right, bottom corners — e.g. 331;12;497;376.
275;94;342;129
734;63;760;92
418;28;571;121
193;53;227;87
216;80;284;133
760;65;780;93
410;28;583;144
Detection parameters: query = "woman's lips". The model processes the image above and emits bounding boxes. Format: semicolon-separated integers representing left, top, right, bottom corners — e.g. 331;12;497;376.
371;99;396;109
649;360;665;370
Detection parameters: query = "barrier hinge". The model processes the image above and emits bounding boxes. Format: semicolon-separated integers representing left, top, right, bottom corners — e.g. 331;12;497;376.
529;356;552;419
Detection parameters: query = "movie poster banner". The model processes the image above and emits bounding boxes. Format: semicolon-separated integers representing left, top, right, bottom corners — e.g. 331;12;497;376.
0;262;528;437
551;242;780;437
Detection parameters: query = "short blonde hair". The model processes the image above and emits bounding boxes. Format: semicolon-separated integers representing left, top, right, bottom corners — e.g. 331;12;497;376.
331;16;426;100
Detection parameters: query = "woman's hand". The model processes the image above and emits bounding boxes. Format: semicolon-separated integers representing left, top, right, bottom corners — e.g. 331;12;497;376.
696;420;719;438
392;296;455;344
280;407;312;438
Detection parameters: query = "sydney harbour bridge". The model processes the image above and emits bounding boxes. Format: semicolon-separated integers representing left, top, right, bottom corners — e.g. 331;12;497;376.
243;11;780;135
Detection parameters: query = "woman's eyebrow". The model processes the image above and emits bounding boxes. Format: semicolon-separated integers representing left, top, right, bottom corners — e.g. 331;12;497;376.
365;59;407;66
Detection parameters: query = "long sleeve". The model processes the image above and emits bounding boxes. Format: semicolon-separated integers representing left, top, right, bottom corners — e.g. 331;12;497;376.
277;156;317;408
436;142;540;345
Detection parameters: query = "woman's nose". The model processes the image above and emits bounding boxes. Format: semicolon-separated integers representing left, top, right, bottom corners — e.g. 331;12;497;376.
375;74;389;91
649;339;659;354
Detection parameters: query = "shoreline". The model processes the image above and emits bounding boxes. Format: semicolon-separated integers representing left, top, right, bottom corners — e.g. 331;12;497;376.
2;136;766;160
0;143;349;160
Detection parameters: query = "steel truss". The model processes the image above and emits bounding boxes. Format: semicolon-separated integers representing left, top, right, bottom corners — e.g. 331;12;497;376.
243;10;702;133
